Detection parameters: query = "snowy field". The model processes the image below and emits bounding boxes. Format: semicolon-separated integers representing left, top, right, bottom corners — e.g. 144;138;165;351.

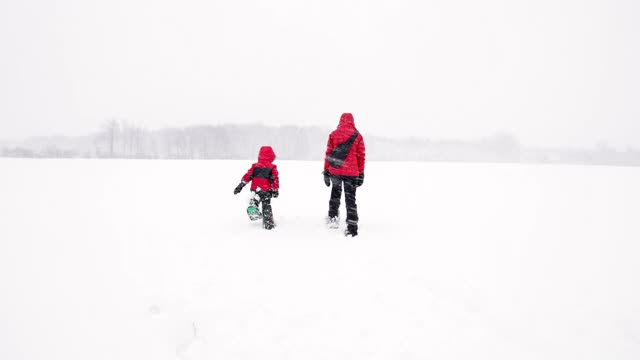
1;158;639;360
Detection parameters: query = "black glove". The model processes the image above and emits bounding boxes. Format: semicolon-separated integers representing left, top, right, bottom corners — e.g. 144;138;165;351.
323;170;331;187
355;173;364;187
272;189;279;198
233;182;246;194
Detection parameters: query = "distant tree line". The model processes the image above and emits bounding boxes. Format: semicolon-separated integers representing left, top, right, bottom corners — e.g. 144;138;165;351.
2;120;640;167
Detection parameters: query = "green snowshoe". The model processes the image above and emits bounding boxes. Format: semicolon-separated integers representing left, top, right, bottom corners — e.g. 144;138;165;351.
247;205;262;221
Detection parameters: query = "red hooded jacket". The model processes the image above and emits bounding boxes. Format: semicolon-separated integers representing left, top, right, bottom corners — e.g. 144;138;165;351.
241;146;279;191
324;113;366;177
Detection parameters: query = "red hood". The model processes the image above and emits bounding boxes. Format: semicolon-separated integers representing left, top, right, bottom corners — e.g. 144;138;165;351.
338;113;356;130
258;146;275;163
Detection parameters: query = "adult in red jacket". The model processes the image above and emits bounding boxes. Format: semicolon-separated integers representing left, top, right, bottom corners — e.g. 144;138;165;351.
323;113;365;237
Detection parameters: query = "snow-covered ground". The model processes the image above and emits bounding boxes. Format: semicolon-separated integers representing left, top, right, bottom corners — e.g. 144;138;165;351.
1;159;639;359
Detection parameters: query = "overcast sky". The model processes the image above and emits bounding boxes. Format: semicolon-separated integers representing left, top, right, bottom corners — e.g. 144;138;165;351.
1;0;639;147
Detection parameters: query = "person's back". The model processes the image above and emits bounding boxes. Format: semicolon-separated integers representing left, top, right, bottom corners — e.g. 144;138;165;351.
323;113;365;237
325;113;365;178
245;146;279;192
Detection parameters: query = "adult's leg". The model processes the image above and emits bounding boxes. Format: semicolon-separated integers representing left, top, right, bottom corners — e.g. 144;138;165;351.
344;177;358;234
328;175;343;219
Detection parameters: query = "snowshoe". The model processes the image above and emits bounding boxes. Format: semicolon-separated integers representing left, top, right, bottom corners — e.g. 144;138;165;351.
263;222;275;230
247;205;262;221
344;228;358;237
326;216;339;229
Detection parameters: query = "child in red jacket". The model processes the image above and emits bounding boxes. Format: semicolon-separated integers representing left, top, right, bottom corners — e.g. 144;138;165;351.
233;146;279;230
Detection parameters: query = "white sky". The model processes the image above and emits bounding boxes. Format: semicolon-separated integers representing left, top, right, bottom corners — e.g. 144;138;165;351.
1;0;639;147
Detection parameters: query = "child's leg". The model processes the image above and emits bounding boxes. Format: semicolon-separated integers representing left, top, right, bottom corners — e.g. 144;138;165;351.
249;191;260;207
260;191;274;229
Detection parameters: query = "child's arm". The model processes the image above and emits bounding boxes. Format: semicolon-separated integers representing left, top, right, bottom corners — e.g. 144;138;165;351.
233;165;255;194
271;165;279;190
241;165;256;183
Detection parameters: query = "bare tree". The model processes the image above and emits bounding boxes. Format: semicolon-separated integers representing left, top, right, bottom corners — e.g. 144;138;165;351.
103;119;120;158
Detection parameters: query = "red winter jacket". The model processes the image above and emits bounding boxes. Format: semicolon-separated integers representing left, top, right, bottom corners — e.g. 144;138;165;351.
241;146;279;191
324;113;366;177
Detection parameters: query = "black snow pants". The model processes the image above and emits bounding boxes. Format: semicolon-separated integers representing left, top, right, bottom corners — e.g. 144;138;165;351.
328;175;358;233
251;190;274;229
